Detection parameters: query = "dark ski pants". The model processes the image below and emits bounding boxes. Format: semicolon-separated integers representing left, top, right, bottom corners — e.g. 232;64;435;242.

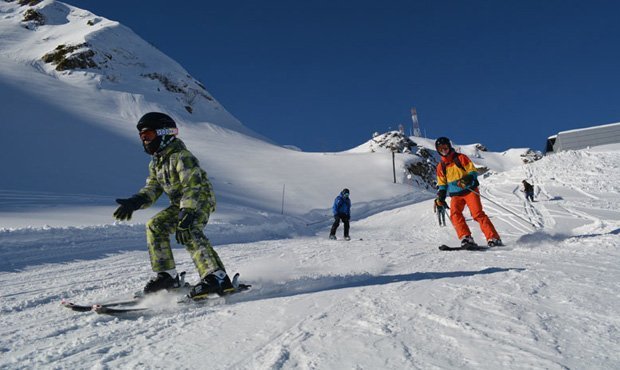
437;208;447;226
330;214;350;237
525;191;535;202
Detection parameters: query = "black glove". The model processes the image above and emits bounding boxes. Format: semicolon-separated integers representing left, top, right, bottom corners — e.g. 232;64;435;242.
435;198;448;208
434;198;443;208
436;189;447;205
436;199;450;210
176;208;196;244
457;174;475;189
113;195;148;221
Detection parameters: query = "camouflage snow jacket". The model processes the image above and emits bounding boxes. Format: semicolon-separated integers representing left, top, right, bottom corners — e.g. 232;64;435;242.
136;138;216;213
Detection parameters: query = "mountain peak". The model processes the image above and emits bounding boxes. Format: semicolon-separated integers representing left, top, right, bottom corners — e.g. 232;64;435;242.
1;0;259;136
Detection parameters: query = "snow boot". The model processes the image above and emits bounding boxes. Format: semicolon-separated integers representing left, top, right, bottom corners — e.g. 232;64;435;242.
189;270;234;299
487;238;503;247
460;236;476;248
143;272;180;294
329;234;337;240
344;236;351;241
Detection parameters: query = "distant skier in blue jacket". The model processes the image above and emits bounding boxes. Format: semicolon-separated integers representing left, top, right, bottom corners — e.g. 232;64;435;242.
329;188;351;241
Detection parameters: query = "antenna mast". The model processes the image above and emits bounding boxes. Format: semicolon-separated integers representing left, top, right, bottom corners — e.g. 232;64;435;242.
411;107;422;137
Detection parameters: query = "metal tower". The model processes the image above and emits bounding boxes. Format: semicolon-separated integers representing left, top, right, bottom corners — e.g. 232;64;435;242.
411;107;422;137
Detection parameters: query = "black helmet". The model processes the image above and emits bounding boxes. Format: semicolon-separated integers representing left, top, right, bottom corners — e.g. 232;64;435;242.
137;112;178;155
342;188;350;195
435;137;453;156
137;112;177;131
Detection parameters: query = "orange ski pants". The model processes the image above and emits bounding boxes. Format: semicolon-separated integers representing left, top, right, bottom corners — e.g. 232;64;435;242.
449;190;500;241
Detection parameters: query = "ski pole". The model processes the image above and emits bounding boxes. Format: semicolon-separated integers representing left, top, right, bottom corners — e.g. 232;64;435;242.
468;188;539;230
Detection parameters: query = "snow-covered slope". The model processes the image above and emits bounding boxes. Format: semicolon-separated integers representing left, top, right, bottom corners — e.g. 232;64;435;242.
1;147;619;369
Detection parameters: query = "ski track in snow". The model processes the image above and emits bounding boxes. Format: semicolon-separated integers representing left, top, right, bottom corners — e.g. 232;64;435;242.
1;150;620;369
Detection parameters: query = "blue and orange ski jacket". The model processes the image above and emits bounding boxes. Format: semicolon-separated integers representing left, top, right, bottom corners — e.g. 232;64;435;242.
436;151;479;196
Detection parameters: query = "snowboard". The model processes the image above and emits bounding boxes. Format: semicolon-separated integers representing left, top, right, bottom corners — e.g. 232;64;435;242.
438;244;489;251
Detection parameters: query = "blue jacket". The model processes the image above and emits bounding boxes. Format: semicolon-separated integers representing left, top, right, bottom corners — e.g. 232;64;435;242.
332;193;351;216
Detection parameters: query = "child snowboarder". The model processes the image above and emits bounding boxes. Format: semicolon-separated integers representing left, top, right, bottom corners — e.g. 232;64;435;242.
435;137;502;247
329;188;351;241
433;198;448;227
113;112;234;299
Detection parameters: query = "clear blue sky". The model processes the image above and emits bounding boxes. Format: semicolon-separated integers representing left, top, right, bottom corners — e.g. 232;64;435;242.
70;0;620;152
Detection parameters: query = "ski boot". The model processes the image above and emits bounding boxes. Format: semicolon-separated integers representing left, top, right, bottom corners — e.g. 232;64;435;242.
189;270;235;299
460;236;477;248
329;234;337;240
143;271;181;294
344;236;351;241
487;238;503;247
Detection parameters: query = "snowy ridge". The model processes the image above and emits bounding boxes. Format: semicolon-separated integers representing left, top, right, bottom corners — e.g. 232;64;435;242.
0;0;249;134
349;133;537;174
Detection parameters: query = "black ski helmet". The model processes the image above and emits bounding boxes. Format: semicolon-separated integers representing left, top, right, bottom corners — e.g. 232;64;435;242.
342;188;350;195
435;137;453;156
137;112;177;131
137;112;178;155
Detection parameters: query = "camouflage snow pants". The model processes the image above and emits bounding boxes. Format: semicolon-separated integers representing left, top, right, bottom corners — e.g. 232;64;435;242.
146;205;225;278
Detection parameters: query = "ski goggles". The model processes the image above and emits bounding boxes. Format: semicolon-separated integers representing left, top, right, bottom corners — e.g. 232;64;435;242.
437;144;450;154
139;127;178;141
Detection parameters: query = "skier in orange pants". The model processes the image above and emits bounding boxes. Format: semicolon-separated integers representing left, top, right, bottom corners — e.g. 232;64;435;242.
434;137;502;247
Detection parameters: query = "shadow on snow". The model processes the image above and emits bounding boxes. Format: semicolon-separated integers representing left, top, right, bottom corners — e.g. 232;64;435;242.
234;267;525;304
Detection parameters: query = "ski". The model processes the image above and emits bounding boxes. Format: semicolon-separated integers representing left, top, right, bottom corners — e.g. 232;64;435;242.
62;272;251;315
179;273;251;304
62;298;150;316
438;244;489;251
62;285;189;314
92;304;150;315
61;297;143;312
181;284;252;303
132;271;191;299
61;272;190;315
